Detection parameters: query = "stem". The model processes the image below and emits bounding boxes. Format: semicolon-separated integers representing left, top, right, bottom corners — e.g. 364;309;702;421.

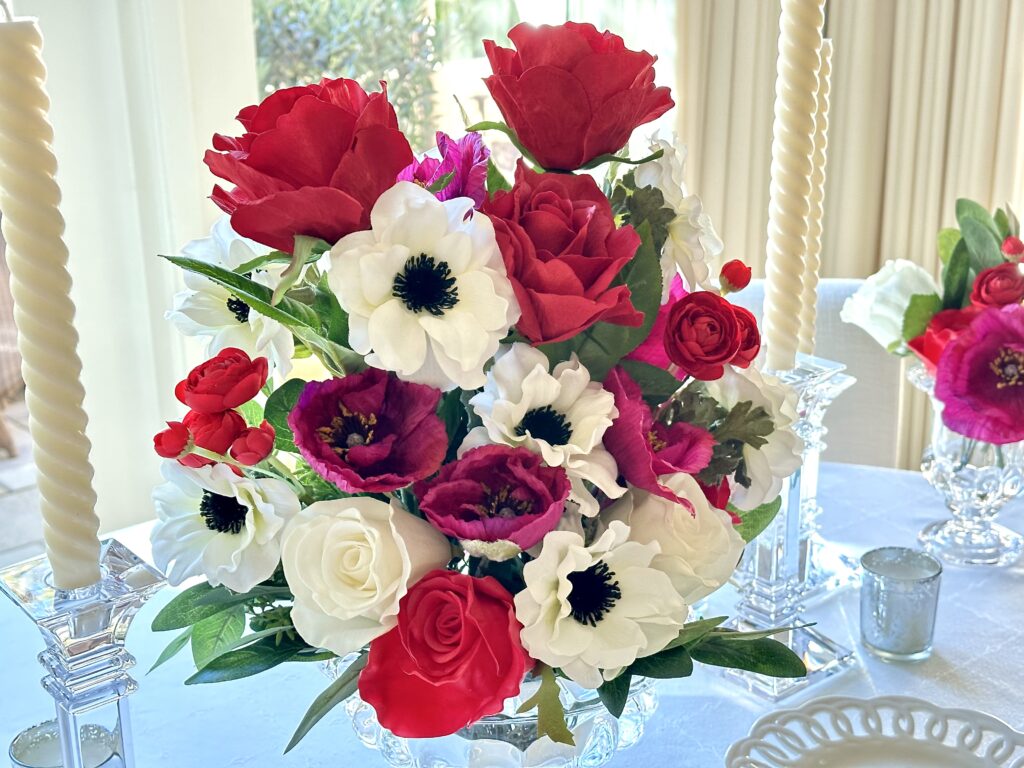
190;447;301;490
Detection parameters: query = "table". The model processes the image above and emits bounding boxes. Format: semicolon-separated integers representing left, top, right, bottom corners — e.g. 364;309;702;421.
2;463;1023;767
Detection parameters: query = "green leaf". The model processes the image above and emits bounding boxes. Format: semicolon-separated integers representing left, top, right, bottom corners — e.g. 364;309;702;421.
961;216;1004;272
616;176;675;256
194;584;292;608
272;236;329;305
238;400;264;427
995;208;1011;240
486;158;511;195
285;653;368;753
198;626;298;668
516;665;575;747
579;148;664;171
152;583;235;632
690;636;806;678
464;120;541;168
439;389;469;463
666;616;729;650
628;645;694;679
956;198;1000;239
190;606;246;668
1007;204;1020;238
184;635;303;685
597;672;633;718
707;625;811;642
234;245;324;276
937;228;961;266
730;495;783;543
712;401;774;450
617;359;682;406
312;272;350;348
942;240;971;309
148;628;192;673
901;293;942;341
264;378;307;453
426;170;456;194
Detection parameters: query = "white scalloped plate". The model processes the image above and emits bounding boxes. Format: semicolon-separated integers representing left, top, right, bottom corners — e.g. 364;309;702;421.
726;696;1024;768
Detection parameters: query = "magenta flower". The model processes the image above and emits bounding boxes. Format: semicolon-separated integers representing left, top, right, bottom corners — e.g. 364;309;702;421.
289;368;447;492
935;305;1024;445
625;274;687;377
603;366;715;508
414;445;570;554
396;131;489;207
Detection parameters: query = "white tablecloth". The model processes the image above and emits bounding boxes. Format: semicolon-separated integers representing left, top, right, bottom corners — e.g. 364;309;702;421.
2;463;1023;767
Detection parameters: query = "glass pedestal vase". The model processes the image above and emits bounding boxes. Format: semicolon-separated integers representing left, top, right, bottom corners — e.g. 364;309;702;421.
336;664;658;768
908;365;1024;567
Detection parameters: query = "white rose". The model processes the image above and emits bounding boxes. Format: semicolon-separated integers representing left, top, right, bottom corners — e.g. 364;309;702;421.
840;259;939;350
281;496;451;656
604;473;745;604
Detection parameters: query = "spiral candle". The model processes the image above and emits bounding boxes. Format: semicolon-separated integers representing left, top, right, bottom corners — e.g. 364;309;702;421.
798;39;832;356
0;16;102;589
763;0;825;372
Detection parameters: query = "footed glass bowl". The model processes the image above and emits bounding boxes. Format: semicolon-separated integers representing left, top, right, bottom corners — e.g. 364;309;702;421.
328;659;658;768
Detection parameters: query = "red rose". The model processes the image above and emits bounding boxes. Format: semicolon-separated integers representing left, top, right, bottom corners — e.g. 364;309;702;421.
153;421;191;459
483;162;643;343
484;22;673;171
1002;235;1024;258
970;262;1024;307
229;421;275;465
731;305;761;368
907;307;981;374
359;570;530;737
179;410;247;468
205;78;414;251
663;292;741;380
175;348;268;414
720;259;752;293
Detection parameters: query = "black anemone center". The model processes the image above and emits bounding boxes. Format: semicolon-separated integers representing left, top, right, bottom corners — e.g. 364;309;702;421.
199;491;248;535
515;406;572;445
392;253;459;316
317;404;378;457
567;561;622;627
225;295;250;323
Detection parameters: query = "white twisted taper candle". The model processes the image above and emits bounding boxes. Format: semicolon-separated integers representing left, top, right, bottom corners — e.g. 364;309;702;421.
762;0;825;371
0;16;102;589
797;39;832;356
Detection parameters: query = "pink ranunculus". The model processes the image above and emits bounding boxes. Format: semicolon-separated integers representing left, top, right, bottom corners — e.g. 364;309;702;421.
603;366;715;509
396;131;489;207
625;274;687;376
414;445;570;553
934;305;1024;445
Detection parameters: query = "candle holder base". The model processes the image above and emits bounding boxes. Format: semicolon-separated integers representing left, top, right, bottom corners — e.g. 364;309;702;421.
0;539;164;768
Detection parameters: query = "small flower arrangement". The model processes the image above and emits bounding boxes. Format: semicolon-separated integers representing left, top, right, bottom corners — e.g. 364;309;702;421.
150;21;805;750
842;199;1024;444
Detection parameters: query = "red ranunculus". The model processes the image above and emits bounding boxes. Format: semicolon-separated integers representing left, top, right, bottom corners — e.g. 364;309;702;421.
970;262;1024;308
908;307;982;374
153;421;191;459
720;259;752;293
731;305;761;368
483;22;673;171
359;570;530;737
230;421;275;465
1002;235;1024;259
663;292;741;381
483;162;643;343
175;348;268;414
205;78;414;251
179;410;248;469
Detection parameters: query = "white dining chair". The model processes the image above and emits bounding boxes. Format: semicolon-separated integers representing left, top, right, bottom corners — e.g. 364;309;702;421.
731;278;903;468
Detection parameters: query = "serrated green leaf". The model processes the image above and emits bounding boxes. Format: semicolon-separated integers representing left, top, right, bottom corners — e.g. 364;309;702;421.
901;293;942;342
516;665;575;747
712;401;774;450
597;671;633;718
628;645;694;679
937;228;961;266
148;628;192;673
956;198;1000;239
960;217;1004;272
942;240;971;309
730;495;783;543
264;378;307;453
486;158;512;195
690;636;806;678
191;606;246;668
184;635;303;685
152;583;234;632
615;176;675;255
285;653;368;753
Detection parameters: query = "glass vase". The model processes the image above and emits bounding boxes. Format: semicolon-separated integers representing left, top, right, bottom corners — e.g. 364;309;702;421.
908;364;1024;566
330;659;658;768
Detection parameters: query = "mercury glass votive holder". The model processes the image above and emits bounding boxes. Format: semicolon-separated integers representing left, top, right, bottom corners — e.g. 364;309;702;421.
860;547;942;662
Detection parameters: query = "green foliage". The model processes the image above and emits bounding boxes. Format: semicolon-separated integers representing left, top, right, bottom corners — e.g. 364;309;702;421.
238;400;265;427
486;158;512;195
294;459;348;504
286;653;369;753
609;171;675;255
272;236;330;305
955;198;1000;239
960;217;1004;272
152;583;234;632
517;665;574;747
251;0;437;150
937;228;961;266
597;671;633;718
191;606;246;668
901;293;942;342
731;496;783;543
995;208;1011;240
618;360;682;407
149;628;192;673
689;635;806;678
942;240;971;309
628;645;694;679
465;120;541;168
264;378;308;453
439;389;470;464
185;635;309;685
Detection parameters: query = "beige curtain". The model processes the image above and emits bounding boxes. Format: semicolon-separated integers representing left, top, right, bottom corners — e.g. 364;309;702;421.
675;0;1024;468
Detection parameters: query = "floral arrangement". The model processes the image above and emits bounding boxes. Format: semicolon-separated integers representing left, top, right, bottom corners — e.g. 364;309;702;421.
842;198;1024;444
149;21;805;750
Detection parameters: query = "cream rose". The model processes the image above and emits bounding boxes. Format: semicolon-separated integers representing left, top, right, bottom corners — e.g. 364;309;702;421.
281;496;451;656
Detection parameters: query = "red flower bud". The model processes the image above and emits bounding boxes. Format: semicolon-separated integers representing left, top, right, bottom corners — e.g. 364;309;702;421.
179;410;247;468
720;259;752;293
1002;235;1024;259
153;421;191;459
230;421;276;465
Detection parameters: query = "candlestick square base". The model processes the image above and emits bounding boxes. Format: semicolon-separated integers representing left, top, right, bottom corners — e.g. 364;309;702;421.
0;540;164;768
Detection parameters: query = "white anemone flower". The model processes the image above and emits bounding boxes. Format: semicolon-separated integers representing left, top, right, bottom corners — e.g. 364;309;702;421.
151;461;300;593
703;366;804;511
329;181;519;391
461;343;624;516
515;521;686;688
166;216;295;375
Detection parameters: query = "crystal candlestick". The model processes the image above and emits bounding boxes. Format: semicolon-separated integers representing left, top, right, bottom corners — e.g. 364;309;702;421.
726;355;856;700
0;540;164;768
